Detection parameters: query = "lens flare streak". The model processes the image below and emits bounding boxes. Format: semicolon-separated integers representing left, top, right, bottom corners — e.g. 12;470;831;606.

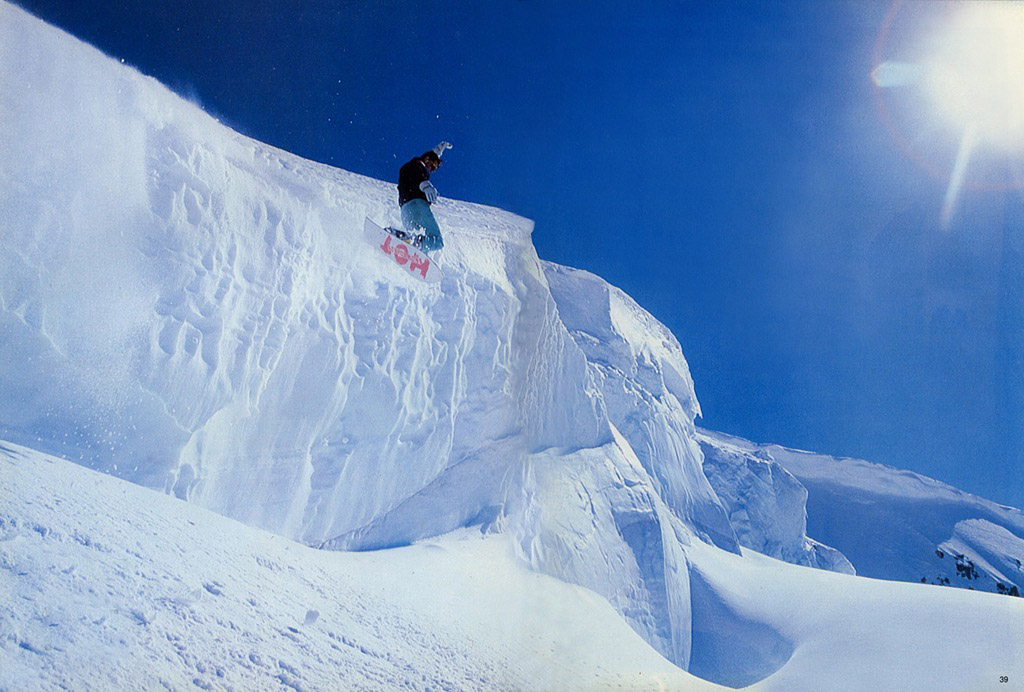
873;0;1024;220
941;123;977;228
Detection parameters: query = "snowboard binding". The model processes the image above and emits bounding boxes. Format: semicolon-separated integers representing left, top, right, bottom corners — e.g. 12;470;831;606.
386;227;426;249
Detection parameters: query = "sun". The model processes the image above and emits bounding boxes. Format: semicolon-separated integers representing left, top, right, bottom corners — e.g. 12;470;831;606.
922;1;1024;153
872;1;1024;225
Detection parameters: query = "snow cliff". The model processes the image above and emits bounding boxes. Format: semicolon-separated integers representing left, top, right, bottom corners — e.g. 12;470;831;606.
0;1;741;668
698;431;854;573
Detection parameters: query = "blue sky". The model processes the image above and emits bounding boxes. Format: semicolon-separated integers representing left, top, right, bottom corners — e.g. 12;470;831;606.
14;0;1024;507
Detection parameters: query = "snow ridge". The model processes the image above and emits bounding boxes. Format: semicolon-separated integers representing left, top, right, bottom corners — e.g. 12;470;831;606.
701;429;1024;598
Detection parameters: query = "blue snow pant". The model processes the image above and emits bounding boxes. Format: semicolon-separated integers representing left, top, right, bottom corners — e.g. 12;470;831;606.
400;199;443;253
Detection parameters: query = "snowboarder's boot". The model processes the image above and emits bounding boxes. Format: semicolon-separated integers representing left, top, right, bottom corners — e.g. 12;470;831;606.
385;227;426;248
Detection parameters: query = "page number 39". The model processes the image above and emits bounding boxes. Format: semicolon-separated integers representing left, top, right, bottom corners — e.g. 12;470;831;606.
1001;676;1009;684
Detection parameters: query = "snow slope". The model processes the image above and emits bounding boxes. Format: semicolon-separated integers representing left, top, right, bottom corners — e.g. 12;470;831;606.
0;441;712;691
684;535;1024;691
6;441;1024;691
700;429;1024;598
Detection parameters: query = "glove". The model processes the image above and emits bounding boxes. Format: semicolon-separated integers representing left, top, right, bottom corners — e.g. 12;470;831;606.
433;141;453;158
419;180;439;203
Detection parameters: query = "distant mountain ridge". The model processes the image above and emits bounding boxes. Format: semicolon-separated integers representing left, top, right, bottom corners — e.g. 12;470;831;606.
699;429;1024;598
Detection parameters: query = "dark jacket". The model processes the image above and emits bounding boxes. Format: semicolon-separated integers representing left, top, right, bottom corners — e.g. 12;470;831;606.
397;157;430;206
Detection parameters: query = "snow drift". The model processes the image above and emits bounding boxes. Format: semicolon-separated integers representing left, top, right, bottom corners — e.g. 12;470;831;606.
0;440;715;691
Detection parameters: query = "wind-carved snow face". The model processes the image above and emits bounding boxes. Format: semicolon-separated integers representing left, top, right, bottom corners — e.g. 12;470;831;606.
0;1;780;676
697;432;854;574
543;263;738;554
0;5;705;667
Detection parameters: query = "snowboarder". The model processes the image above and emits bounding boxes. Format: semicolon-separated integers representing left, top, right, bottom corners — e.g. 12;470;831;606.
397;141;451;253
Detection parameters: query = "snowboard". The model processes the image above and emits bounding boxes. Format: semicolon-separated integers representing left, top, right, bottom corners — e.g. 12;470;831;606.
363;217;443;283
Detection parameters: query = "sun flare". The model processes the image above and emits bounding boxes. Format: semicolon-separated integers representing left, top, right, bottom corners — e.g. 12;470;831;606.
872;1;1024;226
923;1;1024;152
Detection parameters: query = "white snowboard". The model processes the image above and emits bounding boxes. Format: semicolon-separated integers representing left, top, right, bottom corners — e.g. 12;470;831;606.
363;217;443;283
